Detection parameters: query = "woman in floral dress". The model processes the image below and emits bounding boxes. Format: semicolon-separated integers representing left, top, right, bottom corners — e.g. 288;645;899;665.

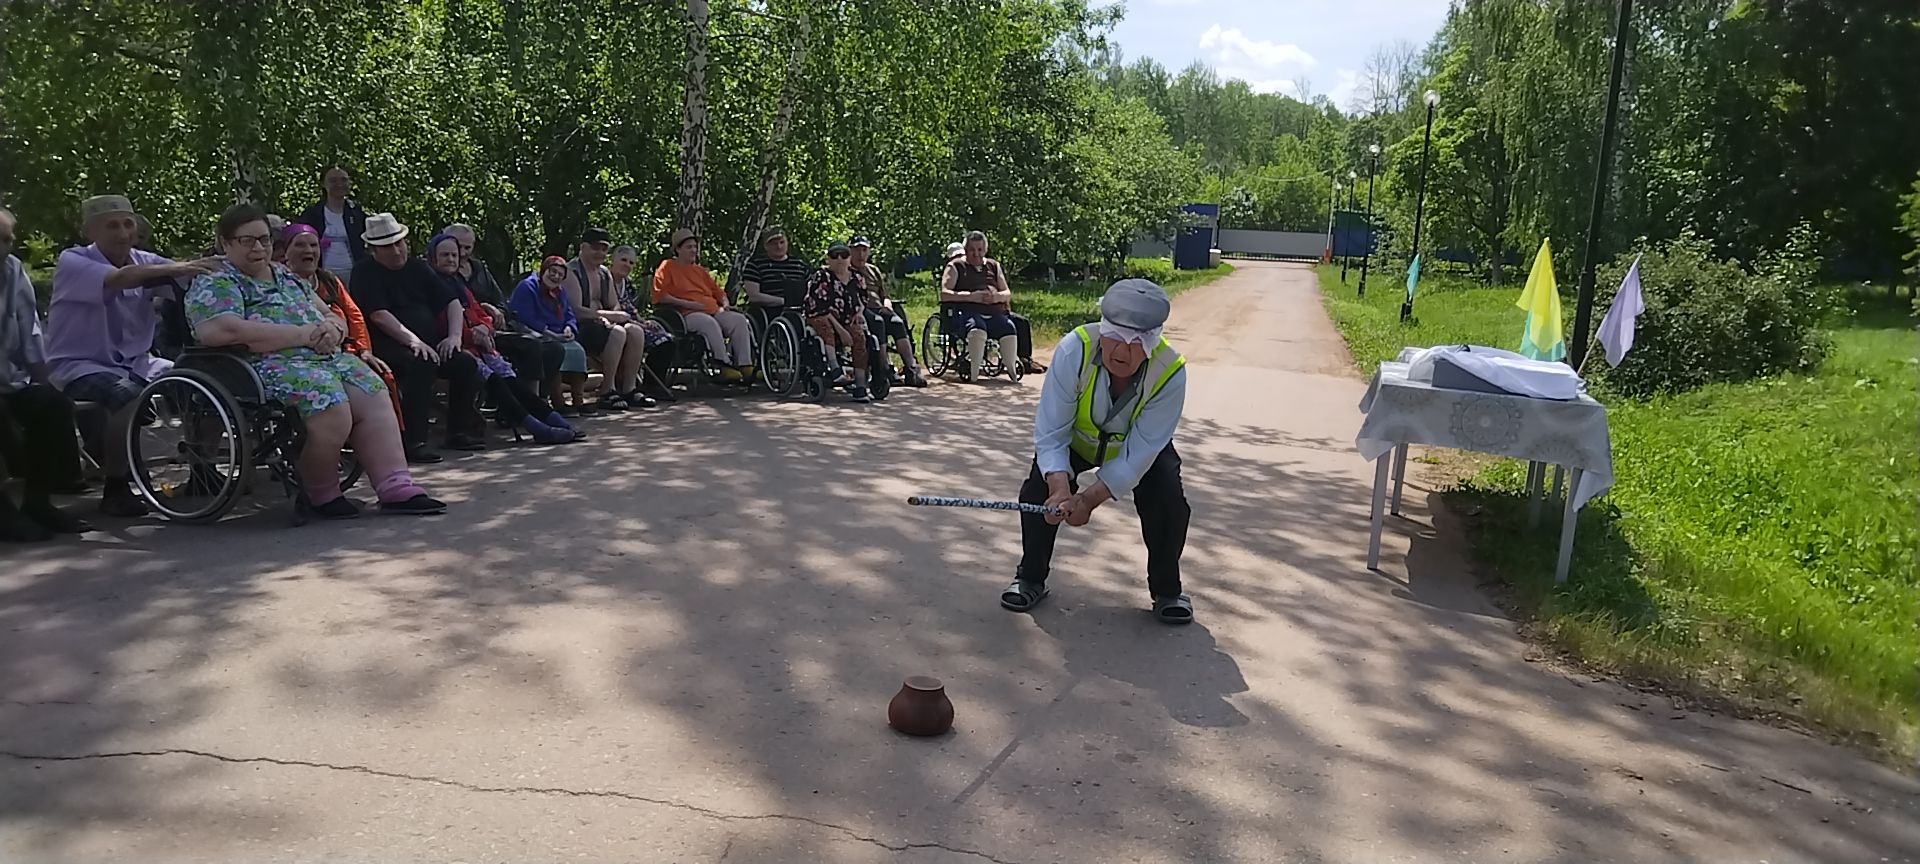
185;203;444;518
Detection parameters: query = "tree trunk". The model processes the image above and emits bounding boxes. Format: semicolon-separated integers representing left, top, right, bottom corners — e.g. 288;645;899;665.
724;13;812;300
675;0;712;235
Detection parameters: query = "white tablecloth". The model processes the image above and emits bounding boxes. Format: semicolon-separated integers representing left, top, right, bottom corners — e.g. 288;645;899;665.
1356;361;1614;508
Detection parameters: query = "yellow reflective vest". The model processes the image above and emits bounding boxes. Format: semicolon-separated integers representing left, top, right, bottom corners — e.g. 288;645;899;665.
1069;324;1185;466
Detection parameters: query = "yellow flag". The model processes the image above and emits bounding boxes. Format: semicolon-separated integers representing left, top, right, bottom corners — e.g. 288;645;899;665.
1516;239;1565;361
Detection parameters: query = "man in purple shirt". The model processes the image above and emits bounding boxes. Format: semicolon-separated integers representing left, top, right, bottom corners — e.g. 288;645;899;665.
46;195;219;516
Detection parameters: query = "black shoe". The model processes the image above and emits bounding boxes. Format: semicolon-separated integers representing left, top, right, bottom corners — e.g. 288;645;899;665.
904;370;929;388
306;496;363;520
380;493;447;515
405;448;444;465
623;390;657;409
444;434;488;452
23;502;92;534
598;393;629;412
847;383;873;403
0;508;53;543
99;485;149;518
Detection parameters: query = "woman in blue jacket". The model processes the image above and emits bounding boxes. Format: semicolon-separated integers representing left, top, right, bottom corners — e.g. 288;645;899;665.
509;256;596;416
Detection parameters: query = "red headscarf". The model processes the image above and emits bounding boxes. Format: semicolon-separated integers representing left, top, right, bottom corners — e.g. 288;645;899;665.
540;256;568;298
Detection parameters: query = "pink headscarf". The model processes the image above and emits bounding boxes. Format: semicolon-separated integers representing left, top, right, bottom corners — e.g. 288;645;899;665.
284;222;328;253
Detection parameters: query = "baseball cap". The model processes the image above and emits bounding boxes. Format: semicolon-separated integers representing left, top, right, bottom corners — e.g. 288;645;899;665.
943;241;964;259
1098;279;1171;344
826;242;851;257
80;194;136;226
849;235;872;248
582;226;612;245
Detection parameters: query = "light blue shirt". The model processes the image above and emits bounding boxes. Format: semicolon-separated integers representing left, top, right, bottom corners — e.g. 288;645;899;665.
1033;331;1186;499
0;255;47;393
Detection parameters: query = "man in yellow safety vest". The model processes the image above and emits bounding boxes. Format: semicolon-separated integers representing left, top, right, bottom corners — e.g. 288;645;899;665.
1001;279;1193;624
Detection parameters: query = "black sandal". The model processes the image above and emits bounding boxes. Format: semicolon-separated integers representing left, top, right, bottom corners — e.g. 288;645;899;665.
1152;593;1194;625
999;579;1049;612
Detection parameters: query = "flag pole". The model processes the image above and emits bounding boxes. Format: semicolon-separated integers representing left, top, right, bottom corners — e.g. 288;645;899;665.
1569;0;1634;369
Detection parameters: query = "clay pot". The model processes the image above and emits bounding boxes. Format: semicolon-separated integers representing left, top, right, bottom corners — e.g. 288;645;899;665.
887;676;955;737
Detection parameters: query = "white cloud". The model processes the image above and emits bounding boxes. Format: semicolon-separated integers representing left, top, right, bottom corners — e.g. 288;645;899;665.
1328;69;1360;110
1197;24;1317;72
1195;23;1318;97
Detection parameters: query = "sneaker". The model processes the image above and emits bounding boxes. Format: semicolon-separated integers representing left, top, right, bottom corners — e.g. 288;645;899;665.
847;383;872;403
405;448;444;465
23;502;92;534
904;370;929;388
0;507;53;543
444;434;488;452
99;485;149;518
379;494;448;515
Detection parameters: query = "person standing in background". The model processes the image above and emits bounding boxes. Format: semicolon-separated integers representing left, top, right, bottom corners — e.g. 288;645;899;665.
298;166;369;288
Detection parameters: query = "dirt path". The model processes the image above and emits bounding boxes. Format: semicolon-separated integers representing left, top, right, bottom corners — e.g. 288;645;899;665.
2;260;1915;863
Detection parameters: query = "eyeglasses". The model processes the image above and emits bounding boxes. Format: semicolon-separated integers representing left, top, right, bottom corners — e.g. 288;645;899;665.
228;234;273;248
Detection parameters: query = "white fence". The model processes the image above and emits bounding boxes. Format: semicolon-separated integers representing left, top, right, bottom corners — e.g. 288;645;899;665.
1216;229;1326;260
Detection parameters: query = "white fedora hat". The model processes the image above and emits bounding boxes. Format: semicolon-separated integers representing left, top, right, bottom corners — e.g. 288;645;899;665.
362;212;409;246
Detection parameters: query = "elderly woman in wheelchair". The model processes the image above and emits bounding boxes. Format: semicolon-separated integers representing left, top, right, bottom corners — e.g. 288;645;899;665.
165;203;444;520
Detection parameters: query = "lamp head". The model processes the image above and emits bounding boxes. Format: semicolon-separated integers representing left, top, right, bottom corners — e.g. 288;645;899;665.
1424;90;1441;107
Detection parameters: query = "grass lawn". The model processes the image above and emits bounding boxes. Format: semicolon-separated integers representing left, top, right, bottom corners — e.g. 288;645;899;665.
1316;263;1920;758
891;260;1234;348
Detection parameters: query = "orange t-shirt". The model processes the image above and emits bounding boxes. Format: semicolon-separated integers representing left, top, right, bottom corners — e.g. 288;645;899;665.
652;259;724;315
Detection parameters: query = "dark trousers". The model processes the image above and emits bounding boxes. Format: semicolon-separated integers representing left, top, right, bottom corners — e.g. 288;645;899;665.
383;349;482;449
497;333;561;394
484;375;551;424
1012;313;1034;362
0;384;82;504
1017;444;1190;598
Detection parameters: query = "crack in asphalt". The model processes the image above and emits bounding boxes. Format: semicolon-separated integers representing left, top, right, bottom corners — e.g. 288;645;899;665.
1;748;1023;864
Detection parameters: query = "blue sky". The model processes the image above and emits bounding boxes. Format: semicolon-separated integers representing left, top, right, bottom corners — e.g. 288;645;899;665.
1105;0;1453;109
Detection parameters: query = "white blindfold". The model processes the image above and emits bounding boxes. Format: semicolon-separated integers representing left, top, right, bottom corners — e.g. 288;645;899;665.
1099;317;1160;346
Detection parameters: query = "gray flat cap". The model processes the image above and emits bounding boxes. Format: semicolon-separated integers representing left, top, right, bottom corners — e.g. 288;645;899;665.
1100;279;1171;331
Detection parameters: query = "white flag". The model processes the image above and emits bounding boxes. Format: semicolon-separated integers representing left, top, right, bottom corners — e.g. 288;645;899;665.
1596;254;1645;368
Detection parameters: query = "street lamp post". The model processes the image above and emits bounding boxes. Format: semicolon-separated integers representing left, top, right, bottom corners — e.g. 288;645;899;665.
1341;169;1358;282
1358;142;1380;297
1324;179;1340;264
1401;89;1440;323
1569;0;1635;368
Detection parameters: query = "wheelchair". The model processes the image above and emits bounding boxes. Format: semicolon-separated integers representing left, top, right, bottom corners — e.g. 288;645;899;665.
757;309;892;401
124;347;362;525
641;309;757;394
920;308;1021;382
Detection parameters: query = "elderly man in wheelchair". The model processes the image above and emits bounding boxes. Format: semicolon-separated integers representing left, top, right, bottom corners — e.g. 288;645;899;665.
132;203;445;523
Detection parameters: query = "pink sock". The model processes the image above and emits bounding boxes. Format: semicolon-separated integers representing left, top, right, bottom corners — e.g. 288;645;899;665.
373;470;427;504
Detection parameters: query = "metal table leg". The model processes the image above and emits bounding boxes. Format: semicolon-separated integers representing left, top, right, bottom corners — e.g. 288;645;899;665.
1526;461;1544;528
1554;467;1584;583
1390;443;1409;516
1368;453;1390;570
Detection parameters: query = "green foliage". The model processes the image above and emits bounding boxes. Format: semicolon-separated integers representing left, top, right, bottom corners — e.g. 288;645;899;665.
0;0;1201;277
1591;233;1836;397
1314;264;1920;755
1117;256;1174;283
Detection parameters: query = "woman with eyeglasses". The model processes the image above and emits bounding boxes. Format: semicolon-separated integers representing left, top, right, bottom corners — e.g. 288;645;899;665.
184;203;445;517
801;243;874;403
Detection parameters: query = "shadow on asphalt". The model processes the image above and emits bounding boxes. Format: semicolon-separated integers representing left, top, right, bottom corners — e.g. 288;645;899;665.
1;351;1916;862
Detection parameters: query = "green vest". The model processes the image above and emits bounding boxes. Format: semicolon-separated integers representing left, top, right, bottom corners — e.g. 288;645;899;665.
1070;324;1185;465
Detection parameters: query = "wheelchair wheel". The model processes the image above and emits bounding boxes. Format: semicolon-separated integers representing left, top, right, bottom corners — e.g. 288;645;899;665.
866;332;893;401
760;316;803;396
920;315;949;378
126;368;251;523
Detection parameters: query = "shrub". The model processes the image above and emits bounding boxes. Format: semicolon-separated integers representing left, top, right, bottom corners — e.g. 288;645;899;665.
1119;256;1175;283
1592;230;1838;397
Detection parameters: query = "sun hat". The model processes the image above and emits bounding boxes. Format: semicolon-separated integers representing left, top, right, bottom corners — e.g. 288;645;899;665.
943;241;964;259
1098;279;1171;345
362;212;409;246
669;228;699;249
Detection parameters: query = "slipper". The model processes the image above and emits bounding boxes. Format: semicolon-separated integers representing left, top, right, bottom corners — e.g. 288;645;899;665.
999;579;1049;612
1152;593;1194;625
